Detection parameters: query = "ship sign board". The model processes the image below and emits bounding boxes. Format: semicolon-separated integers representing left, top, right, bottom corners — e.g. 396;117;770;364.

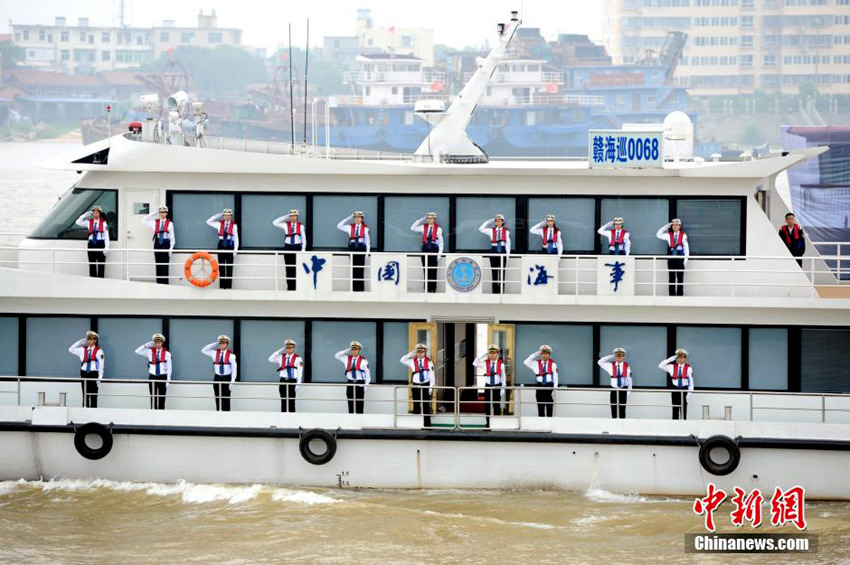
589;130;663;169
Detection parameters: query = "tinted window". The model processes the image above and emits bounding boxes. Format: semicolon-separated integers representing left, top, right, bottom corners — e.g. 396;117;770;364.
515;324;593;385
801;329;850;392
527;197;595;252
172;193;235;250
382;321;411;382
675;326;742;388
599;325;668;387
312;196;379;249
26;317;90;378
600;198;669;255
676;199;742;255
0;317;18;376
98;318;163;380
29;188;117;240
748;328;788;390
240;319;306;383
241;194;307;249
384;197;450;252
311;321;377;383
169;319;234;381
455;196;516;251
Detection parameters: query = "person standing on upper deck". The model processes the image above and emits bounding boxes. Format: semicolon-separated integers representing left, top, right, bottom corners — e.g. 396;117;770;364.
337;211;371;292
656;219;689;296
598;217;630;255
272;209;306;291
410;212;444;293
269;339;302;413
205;208;239;289
400;343;434;427
479;214;511;294
135;333;172;410
659;348;694;420
68;331;104;408
530;214;563;255
523;344;559;417
202;335;237;412
142;206;175;285
779;212;806;268
335;341;371;414
75;205;109;278
597;347;632;419
473;344;507;426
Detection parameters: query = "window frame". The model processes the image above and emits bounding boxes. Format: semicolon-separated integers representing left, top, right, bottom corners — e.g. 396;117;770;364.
27;187;119;242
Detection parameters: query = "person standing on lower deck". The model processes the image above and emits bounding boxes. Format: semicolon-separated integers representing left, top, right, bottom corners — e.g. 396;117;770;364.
142;206;175;285
75;206;110;278
269;339;302;413
779;212;806;268
337;212;371;292
523;345;559;417
478;214;511;294
202;335;237;411
530;215;563;255
68;331;104;408
335;341;371;413
597;347;632;419
656;219;689;296
598;217;630;255
659;348;694;420
411;213;444;293
135;333;172;409
400;343;434;427
205;209;239;289
272;209;306;291
473;344;506;426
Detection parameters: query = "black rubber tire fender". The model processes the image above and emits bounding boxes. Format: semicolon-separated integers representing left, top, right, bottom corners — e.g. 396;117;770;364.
74;422;114;461
299;428;337;466
698;435;741;476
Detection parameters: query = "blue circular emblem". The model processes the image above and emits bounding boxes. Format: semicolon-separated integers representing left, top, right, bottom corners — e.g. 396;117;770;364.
447;257;482;292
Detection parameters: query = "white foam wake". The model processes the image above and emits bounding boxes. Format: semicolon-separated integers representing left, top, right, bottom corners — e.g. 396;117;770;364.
584;487;649;504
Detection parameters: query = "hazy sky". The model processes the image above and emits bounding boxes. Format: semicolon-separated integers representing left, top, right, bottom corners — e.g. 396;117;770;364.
1;0;604;51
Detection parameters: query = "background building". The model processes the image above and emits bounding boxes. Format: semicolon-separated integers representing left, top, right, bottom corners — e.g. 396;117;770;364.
355;9;435;66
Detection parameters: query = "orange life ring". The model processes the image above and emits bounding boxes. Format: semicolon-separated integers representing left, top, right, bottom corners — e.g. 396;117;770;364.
184;251;219;288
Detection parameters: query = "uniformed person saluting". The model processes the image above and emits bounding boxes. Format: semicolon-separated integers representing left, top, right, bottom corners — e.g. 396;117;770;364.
268;339;302;413
779;212;806;267
400;343;434;427
523;344;559;417
335;341;371;413
337;211;371;292
142;206;175;285
597;217;630;255
202;335;237;411
410;212;444;293
272;209;306;291
530;215;563;255
478;214;511;294
68;331;104;408
597;347;632;419
205;208;239;289
75;205;109;278
659;348;694;420
135;333;172;410
656;219;689;296
473;344;506;426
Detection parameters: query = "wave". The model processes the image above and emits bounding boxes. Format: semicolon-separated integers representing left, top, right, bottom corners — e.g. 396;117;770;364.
584;487;649;504
421;509;557;530
271;488;340;506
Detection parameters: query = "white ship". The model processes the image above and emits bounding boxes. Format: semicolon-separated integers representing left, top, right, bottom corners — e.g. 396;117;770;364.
1;12;848;498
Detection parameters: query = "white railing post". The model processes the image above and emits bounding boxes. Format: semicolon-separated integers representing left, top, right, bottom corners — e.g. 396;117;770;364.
274;252;279;293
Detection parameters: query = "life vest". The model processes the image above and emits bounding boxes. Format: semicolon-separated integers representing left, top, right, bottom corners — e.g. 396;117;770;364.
611;361;629;388
668;230;685;250
279;353;299;371
218;221;236;240
537;359;554;383
346;355;366;380
214;349;232;373
491;227;507;245
422;223;440;244
542;226;559;245
154;219;170;243
83;346;100;371
672;363;691;388
609;229;626;246
88;218;105;238
484;359;503;384
413;356;432;374
285;222;302;239
349;223;367;241
781;224;801;244
150;348;167;375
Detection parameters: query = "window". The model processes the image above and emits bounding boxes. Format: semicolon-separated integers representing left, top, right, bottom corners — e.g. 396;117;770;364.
23;30;29;41
240;320;305;383
61;50;70;61
181;32;195;43
240;194;307;249
383;196;450;252
26;317;90;378
741;55;753;67
675;326;742;388
136;35;144;45
801;329;850;392
516;324;593;385
39;30;45;42
600;198;669;255
748;328;788;390
0;318;18;376
102;32;111;43
98;318;163;380
171;192;235;250
600;325;668;387
29;188;117;241
527;197;595;252
311;195;379;249
208;32;223;43
455;196;516;251
310;321;377;383
74;49;96;62
763;54;777;67
160;31;170;42
61;31;69;42
401;35;413;47
169;319;234;382
101;51;110;61
741;36;754;48
382;322;411;382
742;0;754;6
675;199;742;255
741;16;754;28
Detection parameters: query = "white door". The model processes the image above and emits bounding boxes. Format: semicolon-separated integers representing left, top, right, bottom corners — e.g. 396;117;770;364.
124;189;161;283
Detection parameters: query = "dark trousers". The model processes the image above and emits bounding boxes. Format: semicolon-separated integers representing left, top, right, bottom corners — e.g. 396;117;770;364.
671;389;688;420
536;382;555;417
87;240;106;278
213;374;232;411
346;382;365;413
282;244;300;291
217;242;235;289
421;244;439;293
149;375;167;409
484;384;502;425
488;253;506;294
610;389;628;419
80;371;99;407
350;244;366;292
609;248;626;256
791;250;804;268
279;378;297;412
153;239;171;285
411;384;432;426
667;257;685;296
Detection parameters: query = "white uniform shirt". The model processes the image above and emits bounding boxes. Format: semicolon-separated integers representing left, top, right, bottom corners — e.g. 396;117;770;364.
597;221;631;255
529;221;564;255
75;212;110;252
272;217;307;251
597;355;633;391
337;216;371;253
268;348;304;383
410;218;444;255
523;351;559;387
400;350;435;388
202;343;238;382
473;353;507;387
659;356;695;398
135;342;173;381
142;213;176;251
478;219;512;255
335;348;371;384
656;224;690;264
69;339;105;380
205;214;240;253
